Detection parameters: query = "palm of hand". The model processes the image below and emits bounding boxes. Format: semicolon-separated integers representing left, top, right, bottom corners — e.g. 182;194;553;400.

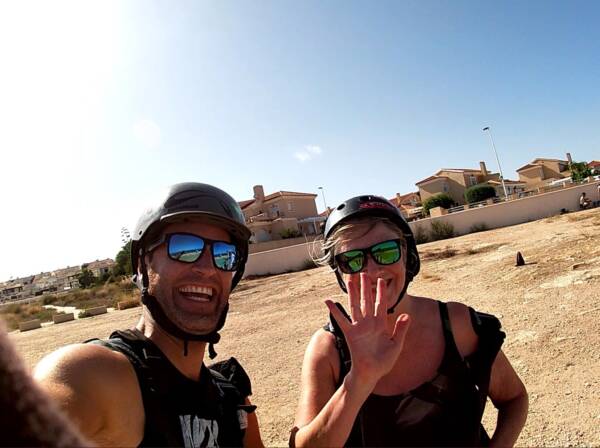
326;273;411;384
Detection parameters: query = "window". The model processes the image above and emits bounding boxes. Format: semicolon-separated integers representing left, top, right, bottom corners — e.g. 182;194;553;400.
443;184;449;192
469;175;477;186
287;202;294;211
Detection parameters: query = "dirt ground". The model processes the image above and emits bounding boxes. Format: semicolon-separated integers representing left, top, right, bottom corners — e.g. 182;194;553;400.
10;208;600;447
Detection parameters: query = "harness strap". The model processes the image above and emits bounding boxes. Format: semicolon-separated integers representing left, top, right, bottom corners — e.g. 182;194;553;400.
437;301;463;367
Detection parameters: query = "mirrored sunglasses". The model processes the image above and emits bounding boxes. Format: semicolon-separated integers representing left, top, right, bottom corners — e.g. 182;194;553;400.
335;239;403;274
147;232;240;272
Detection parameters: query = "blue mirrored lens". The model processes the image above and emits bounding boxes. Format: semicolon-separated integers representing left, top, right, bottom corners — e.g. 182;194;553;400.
169;234;204;262
212;241;239;271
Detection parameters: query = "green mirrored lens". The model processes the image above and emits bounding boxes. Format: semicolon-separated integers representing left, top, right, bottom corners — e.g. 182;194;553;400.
339;251;364;273
372;241;401;265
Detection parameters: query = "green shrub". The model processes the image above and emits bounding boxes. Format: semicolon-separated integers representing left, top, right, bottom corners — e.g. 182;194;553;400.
113;241;133;277
413;225;429;244
469;222;488;233
464;184;496;203
422;194;455;216
280;228;302;239
429;221;455;241
570;161;592;182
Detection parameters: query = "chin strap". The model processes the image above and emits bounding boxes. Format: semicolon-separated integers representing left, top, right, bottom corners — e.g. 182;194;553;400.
387;277;411;314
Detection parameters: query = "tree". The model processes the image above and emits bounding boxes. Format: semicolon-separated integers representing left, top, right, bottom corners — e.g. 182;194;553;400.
422;193;455;216
78;268;97;289
113;240;133;277
464;184;496;203
570;161;592;182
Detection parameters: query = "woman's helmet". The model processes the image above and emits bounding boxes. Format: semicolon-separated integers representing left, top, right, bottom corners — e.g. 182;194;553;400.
130;182;251;351
324;195;420;312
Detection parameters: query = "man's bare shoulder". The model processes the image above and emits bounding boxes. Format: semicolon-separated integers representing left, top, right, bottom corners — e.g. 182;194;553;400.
34;342;144;446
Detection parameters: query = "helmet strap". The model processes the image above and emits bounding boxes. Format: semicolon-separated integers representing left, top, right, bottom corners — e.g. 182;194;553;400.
387;274;412;314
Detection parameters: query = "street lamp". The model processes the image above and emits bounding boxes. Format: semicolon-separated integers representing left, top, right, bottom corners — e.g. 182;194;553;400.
317;186;328;213
482;126;509;199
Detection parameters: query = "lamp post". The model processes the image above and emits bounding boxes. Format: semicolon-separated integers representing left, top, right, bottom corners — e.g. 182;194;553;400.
482;126;509;199
317;186;328;213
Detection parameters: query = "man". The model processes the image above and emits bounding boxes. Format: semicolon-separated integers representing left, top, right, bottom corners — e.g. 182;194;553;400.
580;192;591;209
34;183;263;447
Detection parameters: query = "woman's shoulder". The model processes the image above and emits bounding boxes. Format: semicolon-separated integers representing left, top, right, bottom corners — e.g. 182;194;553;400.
441;301;494;358
302;328;342;383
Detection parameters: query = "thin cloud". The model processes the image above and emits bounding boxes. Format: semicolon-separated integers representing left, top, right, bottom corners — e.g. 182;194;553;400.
294;145;323;162
306;145;322;155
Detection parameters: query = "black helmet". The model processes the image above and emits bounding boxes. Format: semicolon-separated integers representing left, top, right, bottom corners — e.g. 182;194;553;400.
130;182;250;354
324;195;420;312
131;182;250;289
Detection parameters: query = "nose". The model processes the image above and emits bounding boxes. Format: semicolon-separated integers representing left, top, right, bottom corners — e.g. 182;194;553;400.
190;246;216;273
364;254;386;281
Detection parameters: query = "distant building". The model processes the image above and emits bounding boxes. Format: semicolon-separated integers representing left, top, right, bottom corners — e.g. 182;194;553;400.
516;156;571;189
416;162;502;205
240;185;325;243
389;192;422;221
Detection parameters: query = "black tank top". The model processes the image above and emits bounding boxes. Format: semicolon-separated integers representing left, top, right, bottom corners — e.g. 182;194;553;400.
326;301;505;447
88;329;254;448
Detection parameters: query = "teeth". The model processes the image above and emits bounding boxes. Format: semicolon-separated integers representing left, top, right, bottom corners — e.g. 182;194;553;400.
179;286;214;296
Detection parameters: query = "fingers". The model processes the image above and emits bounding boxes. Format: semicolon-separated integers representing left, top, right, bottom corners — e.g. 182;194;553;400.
360;273;375;317
391;314;411;350
374;278;387;319
347;275;362;322
325;300;352;334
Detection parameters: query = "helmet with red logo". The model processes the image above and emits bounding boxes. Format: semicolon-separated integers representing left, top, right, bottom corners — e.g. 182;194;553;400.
324;195;420;312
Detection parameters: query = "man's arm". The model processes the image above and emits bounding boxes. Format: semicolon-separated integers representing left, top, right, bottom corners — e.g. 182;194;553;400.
34;343;145;447
243;397;264;448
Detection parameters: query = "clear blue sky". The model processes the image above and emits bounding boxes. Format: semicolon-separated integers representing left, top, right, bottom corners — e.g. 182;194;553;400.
1;0;599;280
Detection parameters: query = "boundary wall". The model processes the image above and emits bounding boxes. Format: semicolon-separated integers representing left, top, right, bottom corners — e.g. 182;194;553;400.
249;235;320;254
244;241;323;278
409;182;600;236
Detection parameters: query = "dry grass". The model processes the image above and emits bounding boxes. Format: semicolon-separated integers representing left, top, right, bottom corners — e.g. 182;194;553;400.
0;304;64;331
421;247;458;260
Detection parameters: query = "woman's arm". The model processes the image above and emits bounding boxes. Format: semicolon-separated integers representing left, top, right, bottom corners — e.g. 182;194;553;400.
291;275;411;448
487;350;529;448
291;330;377;448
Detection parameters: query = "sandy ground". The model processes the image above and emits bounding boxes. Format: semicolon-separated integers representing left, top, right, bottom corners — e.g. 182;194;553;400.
9;208;600;447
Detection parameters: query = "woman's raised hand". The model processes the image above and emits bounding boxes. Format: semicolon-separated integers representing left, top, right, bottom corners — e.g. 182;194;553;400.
325;273;410;389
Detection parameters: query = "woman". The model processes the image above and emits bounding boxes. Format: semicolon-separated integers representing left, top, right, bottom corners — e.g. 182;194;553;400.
291;195;528;447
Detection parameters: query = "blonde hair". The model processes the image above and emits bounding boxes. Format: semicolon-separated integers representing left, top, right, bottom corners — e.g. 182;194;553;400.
314;216;406;267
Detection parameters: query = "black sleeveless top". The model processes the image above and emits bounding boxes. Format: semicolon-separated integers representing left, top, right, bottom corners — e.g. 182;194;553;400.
88;329;254;448
325;301;505;447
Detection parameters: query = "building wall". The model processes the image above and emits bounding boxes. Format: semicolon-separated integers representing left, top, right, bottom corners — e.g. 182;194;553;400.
418;178;449;202
541;163;569;181
409;181;600;237
445;172;469;205
266;196;318;219
248;235;320;254
518;166;544;186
